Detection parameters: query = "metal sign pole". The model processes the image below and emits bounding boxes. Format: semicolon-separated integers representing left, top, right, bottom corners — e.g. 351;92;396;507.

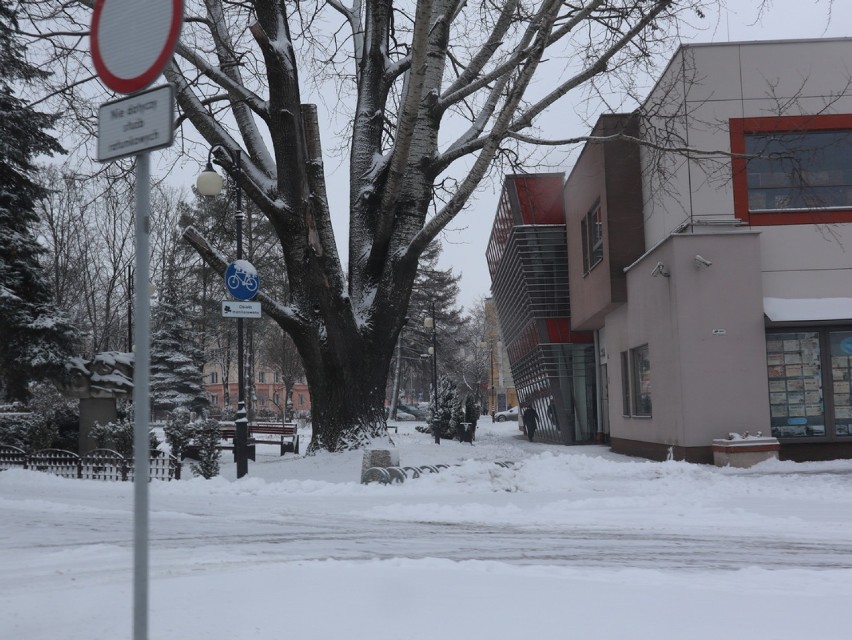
133;152;151;640
90;3;183;637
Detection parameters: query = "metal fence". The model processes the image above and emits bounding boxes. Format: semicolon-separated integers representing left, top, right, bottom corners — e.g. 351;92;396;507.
0;445;181;481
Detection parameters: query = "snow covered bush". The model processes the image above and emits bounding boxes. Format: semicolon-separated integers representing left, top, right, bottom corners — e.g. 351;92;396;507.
163;408;195;460
191;418;221;479
0;385;71;451
91;414;160;457
22;415;58;451
0;413;38;449
26;382;79;451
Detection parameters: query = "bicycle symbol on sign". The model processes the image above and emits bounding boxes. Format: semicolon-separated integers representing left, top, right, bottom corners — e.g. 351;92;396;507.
225;260;260;301
227;270;258;292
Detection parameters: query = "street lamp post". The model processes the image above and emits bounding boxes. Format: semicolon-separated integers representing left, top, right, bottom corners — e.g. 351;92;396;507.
424;303;439;444
197;146;249;478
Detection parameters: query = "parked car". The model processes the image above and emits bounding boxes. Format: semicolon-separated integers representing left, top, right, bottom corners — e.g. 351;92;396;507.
398;404;427;420
493;406;519;422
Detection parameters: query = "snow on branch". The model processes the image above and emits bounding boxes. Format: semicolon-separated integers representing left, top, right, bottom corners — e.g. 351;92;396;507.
181;226;303;332
174;43;270;119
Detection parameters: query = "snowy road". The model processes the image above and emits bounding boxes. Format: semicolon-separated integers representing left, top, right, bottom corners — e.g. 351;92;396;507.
4;423;852;639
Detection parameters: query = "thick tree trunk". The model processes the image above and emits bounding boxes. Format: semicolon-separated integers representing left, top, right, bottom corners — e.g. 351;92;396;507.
301;334;396;453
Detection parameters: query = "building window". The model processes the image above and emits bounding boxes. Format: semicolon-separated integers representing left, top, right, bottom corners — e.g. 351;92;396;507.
767;331;824;438
210;371;218;384
730;114;852;225
210;394;218;406
274;372;280;383
273;393;280;405
630;344;652;417
830;331;852;437
620;351;631;416
766;329;852;440
581;202;604;274
259;371;265;383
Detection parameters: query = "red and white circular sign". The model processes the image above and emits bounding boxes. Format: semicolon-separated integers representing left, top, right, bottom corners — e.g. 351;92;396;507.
91;0;183;94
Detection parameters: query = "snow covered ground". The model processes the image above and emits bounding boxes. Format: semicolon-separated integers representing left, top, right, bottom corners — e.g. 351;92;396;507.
3;419;852;639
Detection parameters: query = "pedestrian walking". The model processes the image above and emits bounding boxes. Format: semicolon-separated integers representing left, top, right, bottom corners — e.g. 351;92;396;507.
523;404;538;442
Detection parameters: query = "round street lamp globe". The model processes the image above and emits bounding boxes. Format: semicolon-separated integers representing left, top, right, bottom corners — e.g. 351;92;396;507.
196;163;224;196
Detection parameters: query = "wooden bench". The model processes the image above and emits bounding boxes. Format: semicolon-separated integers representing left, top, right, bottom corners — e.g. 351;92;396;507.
220;422;300;456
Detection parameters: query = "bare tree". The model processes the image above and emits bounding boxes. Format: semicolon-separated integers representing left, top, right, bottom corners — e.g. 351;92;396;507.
20;0;797;451
35;166;134;354
257;322;306;421
37;165;192;356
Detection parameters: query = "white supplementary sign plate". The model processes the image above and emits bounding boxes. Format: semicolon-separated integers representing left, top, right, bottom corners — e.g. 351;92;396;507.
97;84;175;162
91;0;183;94
221;301;262;319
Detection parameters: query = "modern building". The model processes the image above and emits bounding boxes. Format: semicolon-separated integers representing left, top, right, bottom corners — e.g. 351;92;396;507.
486;174;596;444
565;38;852;462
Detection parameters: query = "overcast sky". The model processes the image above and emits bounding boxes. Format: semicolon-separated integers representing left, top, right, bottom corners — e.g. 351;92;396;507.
163;0;852;312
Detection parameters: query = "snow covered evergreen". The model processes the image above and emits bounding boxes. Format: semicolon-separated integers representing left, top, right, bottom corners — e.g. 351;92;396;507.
423;374;464;440
150;266;208;417
0;1;77;402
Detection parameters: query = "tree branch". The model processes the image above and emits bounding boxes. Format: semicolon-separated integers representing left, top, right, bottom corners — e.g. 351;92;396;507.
251;1;310;213
409;0;562;259
377;0;436;218
511;1;673;131
507;130;748;158
435;0;672;171
182;225;304;332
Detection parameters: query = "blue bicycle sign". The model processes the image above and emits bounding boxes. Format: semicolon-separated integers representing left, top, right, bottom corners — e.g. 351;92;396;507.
225;260;259;301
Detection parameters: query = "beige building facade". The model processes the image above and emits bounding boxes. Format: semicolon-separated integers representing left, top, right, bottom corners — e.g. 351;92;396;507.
566;38;852;462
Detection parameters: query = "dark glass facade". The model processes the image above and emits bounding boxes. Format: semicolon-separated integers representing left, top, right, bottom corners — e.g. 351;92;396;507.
486;175;596;444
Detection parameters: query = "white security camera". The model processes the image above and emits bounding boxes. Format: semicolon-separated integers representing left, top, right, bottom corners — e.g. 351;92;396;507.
651;261;669;277
694;254;712;268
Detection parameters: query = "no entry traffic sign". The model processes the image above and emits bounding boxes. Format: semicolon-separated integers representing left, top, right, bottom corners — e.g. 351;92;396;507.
91;0;183;94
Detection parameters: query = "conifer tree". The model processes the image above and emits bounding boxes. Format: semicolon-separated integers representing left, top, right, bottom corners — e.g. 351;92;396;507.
391;240;465;406
426;374;464;440
150;262;208;417
0;1;77;401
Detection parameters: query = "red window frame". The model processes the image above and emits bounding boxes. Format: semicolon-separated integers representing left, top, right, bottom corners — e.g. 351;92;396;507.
730;114;852;225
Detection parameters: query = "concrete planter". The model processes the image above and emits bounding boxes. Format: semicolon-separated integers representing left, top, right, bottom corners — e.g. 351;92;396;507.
712;437;780;468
